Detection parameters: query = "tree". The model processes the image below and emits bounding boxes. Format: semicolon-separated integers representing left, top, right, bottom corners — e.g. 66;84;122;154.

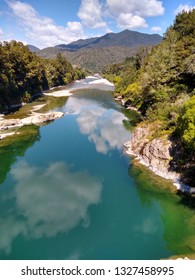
0;41;85;112
180;96;195;150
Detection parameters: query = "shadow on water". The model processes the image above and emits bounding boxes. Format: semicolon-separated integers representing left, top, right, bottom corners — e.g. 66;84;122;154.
0;126;40;185
177;191;195;209
0;93;70;186
121;108;142;131
72;89;119;111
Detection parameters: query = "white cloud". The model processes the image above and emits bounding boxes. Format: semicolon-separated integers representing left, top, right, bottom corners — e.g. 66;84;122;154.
4;0;167;47
77;108;129;154
106;0;164;29
0;216;26;254
0;161;102;253
175;4;195;15
151;25;162;32
117;13;148;29
78;0;107;29
6;0;85;48
134;217;158;235
12;161;102;237
106;0;164;17
0;27;4;38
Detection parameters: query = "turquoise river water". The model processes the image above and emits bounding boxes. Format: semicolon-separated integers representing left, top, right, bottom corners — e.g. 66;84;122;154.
0;77;194;260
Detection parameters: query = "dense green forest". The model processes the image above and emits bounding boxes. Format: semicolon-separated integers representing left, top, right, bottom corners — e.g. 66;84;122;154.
37;29;162;72
103;10;195;186
0;41;85;112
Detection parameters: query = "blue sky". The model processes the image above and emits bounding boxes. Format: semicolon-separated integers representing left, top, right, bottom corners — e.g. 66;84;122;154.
0;0;195;48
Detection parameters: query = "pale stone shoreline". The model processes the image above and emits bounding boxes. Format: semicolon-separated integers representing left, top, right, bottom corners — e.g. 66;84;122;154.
44;75;114;97
0;76;114;140
0;104;64;140
124;134;192;194
114;95;193;193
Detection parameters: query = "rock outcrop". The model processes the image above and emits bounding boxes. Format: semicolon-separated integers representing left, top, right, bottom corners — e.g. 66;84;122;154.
21;112;64;125
0;119;23;130
0;112;64;139
124;125;180;182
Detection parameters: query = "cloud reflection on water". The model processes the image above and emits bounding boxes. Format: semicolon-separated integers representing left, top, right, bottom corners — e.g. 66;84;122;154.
77;108;130;154
0;161;102;254
134;217;158;235
71;76;115;92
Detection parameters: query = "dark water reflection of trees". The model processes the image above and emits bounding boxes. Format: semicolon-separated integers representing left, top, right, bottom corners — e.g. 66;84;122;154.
0;126;40;185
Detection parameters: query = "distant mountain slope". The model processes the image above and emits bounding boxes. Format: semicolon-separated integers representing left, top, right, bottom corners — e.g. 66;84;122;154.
37;46;138;72
27;45;40;53
56;30;162;50
37;29;162;72
68;46;138;72
37;47;66;58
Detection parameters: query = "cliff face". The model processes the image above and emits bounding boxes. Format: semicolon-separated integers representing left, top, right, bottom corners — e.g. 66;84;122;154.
124;125;180;181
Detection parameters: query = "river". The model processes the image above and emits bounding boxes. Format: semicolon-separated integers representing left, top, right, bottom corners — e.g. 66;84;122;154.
0;76;194;260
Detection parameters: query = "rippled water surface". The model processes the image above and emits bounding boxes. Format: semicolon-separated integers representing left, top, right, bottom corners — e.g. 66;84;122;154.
0;77;194;260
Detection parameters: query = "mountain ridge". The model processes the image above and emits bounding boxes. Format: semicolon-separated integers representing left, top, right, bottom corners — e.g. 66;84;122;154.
36;29;163;72
27;45;40;53
37;46;139;72
56;29;162;50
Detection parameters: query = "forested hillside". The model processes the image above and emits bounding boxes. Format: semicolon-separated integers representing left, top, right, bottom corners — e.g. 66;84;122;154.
37;30;162;72
56;30;162;50
103;10;195;186
0;41;85;112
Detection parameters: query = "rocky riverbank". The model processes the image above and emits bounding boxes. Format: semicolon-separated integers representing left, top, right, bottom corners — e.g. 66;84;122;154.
0;106;64;140
0;76;114;141
124;124;191;192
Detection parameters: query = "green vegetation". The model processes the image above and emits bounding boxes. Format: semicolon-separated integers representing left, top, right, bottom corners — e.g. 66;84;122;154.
179;96;195;150
103;46;151;98
37;30;162;72
103;10;195;186
38;46;137;72
0;41;85;112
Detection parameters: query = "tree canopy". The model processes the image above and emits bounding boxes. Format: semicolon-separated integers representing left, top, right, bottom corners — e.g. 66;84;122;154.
104;9;195;145
0;41;85;112
104;9;195;185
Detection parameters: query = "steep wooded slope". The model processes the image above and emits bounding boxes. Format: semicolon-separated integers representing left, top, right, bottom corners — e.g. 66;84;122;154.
104;10;195;187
